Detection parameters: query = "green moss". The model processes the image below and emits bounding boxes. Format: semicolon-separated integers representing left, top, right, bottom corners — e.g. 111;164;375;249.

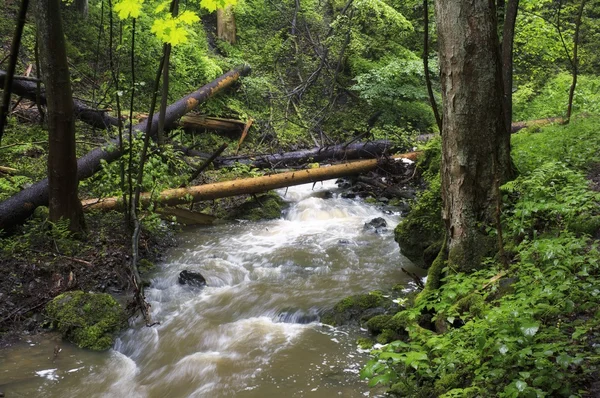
376;329;399;344
227;192;287;221
321;292;390;326
365;314;393;334
421;237;447;294
357;337;375;350
452;293;486;318
394;175;444;267
338;291;387;312
46;291;126;351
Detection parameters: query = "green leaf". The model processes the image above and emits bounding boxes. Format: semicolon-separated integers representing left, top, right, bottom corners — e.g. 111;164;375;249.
199;0;238;12
556;354;572;368
113;0;144;19
179;10;200;25
519;320;540;337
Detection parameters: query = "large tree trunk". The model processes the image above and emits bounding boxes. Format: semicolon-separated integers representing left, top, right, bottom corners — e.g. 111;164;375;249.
436;0;507;272
0;65;251;231
82;152;420;211
34;0;85;232
217;6;236;44
75;0;88;17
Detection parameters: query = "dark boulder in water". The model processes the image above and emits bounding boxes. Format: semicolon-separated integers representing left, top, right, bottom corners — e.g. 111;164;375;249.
364;217;387;232
178;270;207;288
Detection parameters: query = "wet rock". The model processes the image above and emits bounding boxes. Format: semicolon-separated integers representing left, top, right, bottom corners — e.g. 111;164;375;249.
178;270;207;288
364;217;387;232
338;239;351;245
310;190;334;199
335;178;353;190
277;309;319;324
320;292;393;327
341;192;356;199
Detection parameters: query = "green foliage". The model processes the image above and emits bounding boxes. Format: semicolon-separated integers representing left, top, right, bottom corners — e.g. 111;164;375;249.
46;291;126;351
502;162;600;239
81;134;191;199
513;73;600;121
363;122;600;396
1;217;79;259
511;116;600;173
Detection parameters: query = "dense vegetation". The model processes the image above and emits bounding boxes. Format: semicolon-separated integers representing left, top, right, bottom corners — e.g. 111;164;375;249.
0;0;599;396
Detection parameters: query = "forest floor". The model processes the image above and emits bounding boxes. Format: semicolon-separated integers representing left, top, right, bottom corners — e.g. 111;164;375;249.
0;211;175;347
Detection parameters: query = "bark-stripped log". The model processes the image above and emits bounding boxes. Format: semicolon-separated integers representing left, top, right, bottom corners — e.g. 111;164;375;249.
180;115;246;132
0;65;251;231
82;152;420;211
211;140;401;169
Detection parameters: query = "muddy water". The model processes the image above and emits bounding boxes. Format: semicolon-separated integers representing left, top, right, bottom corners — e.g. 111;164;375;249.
0;180;419;397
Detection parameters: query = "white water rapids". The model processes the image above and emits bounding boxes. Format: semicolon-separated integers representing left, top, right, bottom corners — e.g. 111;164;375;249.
0;180;419;397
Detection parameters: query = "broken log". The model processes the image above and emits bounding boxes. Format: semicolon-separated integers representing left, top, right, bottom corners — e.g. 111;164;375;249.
211;140;400;169
180;115;246;132
0;70;121;129
0;65;252;231
81;152;419;211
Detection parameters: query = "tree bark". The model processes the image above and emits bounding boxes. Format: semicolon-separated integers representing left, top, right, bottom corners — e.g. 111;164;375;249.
217;6;236;44
435;0;507;271
34;0;85;232
81;152;420;211
0;65;251;231
566;0;586;123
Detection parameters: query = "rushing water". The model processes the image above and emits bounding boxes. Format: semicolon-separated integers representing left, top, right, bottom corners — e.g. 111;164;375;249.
0;180;420;397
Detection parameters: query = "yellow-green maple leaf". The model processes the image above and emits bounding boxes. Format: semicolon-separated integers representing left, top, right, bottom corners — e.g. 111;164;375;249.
113;0;144;19
151;15;193;46
178;10;200;25
199;0;238;13
154;0;170;14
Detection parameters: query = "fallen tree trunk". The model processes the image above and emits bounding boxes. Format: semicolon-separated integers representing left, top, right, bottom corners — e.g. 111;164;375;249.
0;65;251;231
209;140;400;169
0;70;121;129
511;117;564;133
82;152;420;211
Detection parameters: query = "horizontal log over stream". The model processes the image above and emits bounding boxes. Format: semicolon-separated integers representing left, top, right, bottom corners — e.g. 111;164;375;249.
210;140;399;169
81;152;420;211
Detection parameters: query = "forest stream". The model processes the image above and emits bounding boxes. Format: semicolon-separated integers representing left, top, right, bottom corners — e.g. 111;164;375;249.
0;180;419;397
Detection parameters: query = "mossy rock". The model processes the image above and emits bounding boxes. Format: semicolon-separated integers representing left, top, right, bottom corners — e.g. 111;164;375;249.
394;176;444;268
46;291;126;351
357;337;375;350
226;192;288;221
320;291;392;326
